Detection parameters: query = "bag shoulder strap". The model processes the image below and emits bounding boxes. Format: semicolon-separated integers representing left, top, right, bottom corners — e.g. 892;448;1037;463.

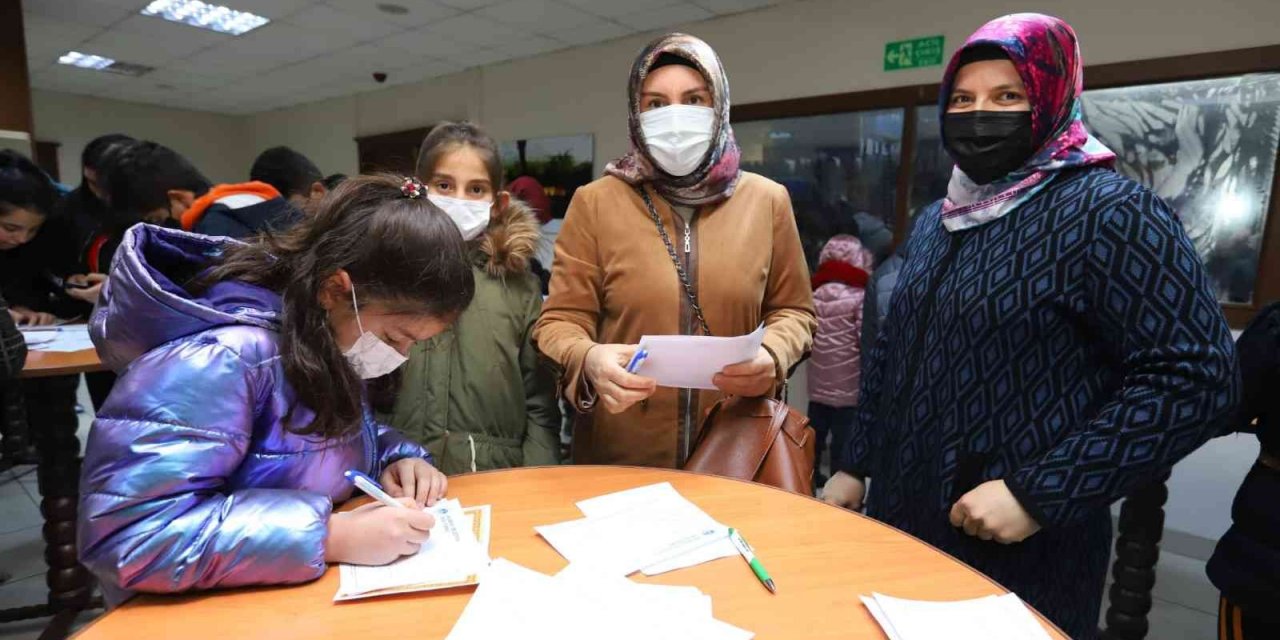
636;184;711;336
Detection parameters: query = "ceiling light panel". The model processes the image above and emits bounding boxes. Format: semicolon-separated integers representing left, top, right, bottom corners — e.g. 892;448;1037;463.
141;0;270;36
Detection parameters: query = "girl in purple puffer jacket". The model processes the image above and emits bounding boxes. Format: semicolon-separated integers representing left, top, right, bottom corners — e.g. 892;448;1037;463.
78;175;474;604
807;234;874;486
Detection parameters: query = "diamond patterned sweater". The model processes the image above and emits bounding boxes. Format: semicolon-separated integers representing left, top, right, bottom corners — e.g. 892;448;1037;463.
840;167;1239;638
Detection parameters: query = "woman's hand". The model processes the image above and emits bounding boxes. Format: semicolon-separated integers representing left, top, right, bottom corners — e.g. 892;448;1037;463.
822;471;866;510
65;273;108;305
584;344;658;413
380;458;447;507
9;307;56;326
324;498;435;565
712;347;777;397
949;479;1041;544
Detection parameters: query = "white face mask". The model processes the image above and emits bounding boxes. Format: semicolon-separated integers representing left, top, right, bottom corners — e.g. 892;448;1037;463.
639;105;717;177
341;285;408;380
428;193;492;241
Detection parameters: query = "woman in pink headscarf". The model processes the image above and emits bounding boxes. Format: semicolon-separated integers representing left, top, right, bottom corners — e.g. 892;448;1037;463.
824;14;1237;636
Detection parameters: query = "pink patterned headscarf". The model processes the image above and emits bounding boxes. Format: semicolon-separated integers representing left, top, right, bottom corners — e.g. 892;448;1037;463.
939;13;1116;232
605;33;741;207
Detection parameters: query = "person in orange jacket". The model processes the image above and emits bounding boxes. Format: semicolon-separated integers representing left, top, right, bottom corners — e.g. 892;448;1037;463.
104;141;301;239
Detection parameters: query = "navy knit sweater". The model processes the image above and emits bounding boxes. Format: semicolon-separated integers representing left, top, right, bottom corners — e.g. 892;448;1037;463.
840;167;1238;638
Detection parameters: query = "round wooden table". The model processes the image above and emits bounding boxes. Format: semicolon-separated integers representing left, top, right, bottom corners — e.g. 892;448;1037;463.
75;467;1067;639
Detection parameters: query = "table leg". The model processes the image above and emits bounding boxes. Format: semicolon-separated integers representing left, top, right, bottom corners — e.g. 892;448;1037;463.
24;376;94;621
0;383;25;584
1;382;36;469
1101;471;1170;640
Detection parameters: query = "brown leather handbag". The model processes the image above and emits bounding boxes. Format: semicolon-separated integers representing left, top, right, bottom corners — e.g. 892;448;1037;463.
634;186;816;495
684;395;815;495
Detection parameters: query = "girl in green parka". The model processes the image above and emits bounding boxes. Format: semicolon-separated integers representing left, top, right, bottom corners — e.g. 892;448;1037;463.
387;122;562;474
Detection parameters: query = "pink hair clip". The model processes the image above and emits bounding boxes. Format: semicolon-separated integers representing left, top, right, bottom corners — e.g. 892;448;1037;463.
401;176;425;199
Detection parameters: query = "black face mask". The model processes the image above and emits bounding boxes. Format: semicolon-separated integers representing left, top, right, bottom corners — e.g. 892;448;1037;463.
943;111;1035;185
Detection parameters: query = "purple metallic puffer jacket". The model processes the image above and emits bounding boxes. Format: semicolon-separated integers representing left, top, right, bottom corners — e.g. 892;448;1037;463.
78;225;431;605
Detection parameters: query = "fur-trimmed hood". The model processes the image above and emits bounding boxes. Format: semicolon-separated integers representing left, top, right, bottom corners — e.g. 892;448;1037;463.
476;197;542;277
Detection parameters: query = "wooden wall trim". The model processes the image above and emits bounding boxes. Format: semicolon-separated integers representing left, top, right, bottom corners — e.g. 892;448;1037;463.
733;45;1280;123
730;45;1280;326
0;0;35;137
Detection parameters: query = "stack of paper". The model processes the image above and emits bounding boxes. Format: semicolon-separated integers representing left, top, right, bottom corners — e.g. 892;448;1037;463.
635;325;765;389
445;558;753;640
20;325;94;352
861;593;1051;640
534;482;737;576
334;499;491;601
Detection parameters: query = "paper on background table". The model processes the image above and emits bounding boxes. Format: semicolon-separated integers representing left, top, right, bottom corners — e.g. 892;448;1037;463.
446;558;753;640
20;325;94;352
575;482;737;575
634;325;765;390
334;500;491;601
860;592;1051;640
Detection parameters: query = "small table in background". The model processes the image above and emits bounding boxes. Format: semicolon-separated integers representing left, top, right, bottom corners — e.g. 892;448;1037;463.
19;350;105;379
0;348;106;638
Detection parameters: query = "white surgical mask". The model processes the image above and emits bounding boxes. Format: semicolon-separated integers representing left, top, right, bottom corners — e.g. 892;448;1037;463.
639;105;716;177
341;285;408;380
428;193;492;241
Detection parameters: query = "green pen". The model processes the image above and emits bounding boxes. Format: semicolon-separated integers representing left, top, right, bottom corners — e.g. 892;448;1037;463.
727;527;776;594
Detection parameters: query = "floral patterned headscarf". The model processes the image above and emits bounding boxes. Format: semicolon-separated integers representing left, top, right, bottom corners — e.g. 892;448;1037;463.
939;13;1116;232
605;33;742;207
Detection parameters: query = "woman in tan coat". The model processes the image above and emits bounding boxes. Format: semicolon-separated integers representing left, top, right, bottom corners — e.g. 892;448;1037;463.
533;33;815;468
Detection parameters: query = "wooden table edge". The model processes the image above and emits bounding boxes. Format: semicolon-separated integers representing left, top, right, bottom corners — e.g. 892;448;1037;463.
72;465;1070;639
20;349;106;378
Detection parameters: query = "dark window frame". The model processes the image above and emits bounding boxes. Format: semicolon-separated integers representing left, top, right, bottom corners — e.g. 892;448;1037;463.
730;45;1280;327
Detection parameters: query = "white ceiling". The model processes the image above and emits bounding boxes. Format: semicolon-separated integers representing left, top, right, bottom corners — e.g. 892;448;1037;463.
23;0;787;115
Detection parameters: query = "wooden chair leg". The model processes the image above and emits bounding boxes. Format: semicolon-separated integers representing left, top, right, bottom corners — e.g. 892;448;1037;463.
1101;471;1171;640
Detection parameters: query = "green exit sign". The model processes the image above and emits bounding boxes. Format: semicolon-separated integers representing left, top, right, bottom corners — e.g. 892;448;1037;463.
884;35;945;71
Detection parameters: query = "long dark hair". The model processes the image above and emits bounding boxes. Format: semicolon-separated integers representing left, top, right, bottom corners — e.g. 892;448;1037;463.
201;174;475;439
0;150;58;218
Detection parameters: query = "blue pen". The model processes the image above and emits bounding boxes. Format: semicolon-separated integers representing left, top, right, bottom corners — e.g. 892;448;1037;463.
625;348;649;374
344;470;408;510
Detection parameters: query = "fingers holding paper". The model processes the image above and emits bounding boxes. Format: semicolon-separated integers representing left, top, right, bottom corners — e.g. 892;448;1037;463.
712;347;777;397
948;480;1041;544
325;498;436;565
10;307;56;326
584;344;658;414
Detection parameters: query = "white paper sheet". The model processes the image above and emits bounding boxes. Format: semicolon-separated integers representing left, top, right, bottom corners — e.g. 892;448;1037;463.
20;325;94;352
446;558;753;640
861;592;1051;640
538;482;736;576
860;596;904;640
634;325;766;390
334;500;491;601
576;482;738;575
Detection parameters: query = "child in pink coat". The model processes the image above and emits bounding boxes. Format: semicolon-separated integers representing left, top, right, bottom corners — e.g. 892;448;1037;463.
807;234;874;486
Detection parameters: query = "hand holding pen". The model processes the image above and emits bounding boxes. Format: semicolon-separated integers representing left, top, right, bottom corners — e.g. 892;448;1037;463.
582;344;657;415
323;470;436;566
